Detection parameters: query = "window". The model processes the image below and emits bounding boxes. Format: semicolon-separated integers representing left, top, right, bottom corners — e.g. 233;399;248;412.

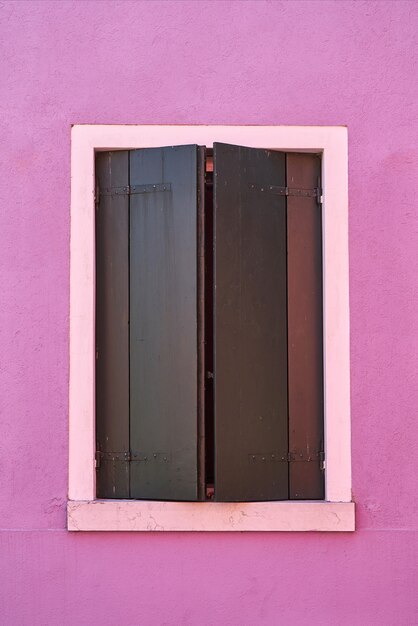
68;126;353;531
95;143;324;503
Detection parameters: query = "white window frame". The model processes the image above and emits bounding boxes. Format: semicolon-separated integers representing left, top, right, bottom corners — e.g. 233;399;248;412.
68;125;354;531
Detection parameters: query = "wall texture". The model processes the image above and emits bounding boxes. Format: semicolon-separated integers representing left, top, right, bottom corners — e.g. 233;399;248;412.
1;1;418;624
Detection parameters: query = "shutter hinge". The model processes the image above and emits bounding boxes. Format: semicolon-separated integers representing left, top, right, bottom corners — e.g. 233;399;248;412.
316;176;323;206
287;450;325;464
95;451;171;468
95;180;100;209
249;453;288;463
100;183;172;197
95;451;131;469
249;183;322;205
248;451;325;464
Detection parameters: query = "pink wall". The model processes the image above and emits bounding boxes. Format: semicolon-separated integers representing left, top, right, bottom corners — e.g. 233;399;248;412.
1;1;418;623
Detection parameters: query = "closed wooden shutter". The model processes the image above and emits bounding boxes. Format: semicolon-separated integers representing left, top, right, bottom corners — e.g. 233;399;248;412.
287;153;324;499
213;143;289;501
129;145;203;501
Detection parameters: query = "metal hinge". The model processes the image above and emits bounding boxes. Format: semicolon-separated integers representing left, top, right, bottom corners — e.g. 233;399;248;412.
95;451;131;468
95;451;171;468
249;183;322;205
248;451;325;465
288;450;325;465
249;453;288;463
100;183;172;197
95;180;100;209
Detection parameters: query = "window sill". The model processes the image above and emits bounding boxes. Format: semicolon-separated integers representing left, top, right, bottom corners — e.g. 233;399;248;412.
67;500;355;532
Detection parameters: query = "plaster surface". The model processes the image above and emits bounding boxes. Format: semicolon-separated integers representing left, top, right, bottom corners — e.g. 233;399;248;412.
1;1;418;624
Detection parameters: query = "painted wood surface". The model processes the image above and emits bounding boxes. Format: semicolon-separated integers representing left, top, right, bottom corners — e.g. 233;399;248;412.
95;151;130;498
129;146;200;501
213;143;288;501
287;152;325;499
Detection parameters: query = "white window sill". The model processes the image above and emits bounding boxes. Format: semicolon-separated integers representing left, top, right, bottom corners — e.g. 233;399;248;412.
67;500;355;532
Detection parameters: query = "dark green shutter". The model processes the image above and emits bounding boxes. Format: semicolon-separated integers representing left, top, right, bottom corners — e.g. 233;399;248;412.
129;145;203;501
287;153;324;499
95;151;130;498
213;143;289;501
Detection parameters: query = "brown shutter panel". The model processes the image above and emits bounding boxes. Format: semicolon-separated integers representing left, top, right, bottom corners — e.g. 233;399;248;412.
129;145;204;501
95;151;130;498
213;143;289;501
287;152;324;499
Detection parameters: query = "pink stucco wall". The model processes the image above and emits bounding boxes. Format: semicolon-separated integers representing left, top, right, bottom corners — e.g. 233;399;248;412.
1;1;418;624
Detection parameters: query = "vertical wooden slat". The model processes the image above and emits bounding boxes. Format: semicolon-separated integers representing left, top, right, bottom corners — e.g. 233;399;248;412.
287;152;324;499
204;151;215;490
95;151;130;498
197;146;206;500
213;143;288;501
129;145;200;501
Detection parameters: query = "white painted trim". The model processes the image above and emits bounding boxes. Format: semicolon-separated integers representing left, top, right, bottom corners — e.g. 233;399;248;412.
69;125;352;530
68;500;355;532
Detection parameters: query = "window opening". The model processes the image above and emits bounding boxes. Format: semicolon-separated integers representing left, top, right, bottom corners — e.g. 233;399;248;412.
94;144;324;502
